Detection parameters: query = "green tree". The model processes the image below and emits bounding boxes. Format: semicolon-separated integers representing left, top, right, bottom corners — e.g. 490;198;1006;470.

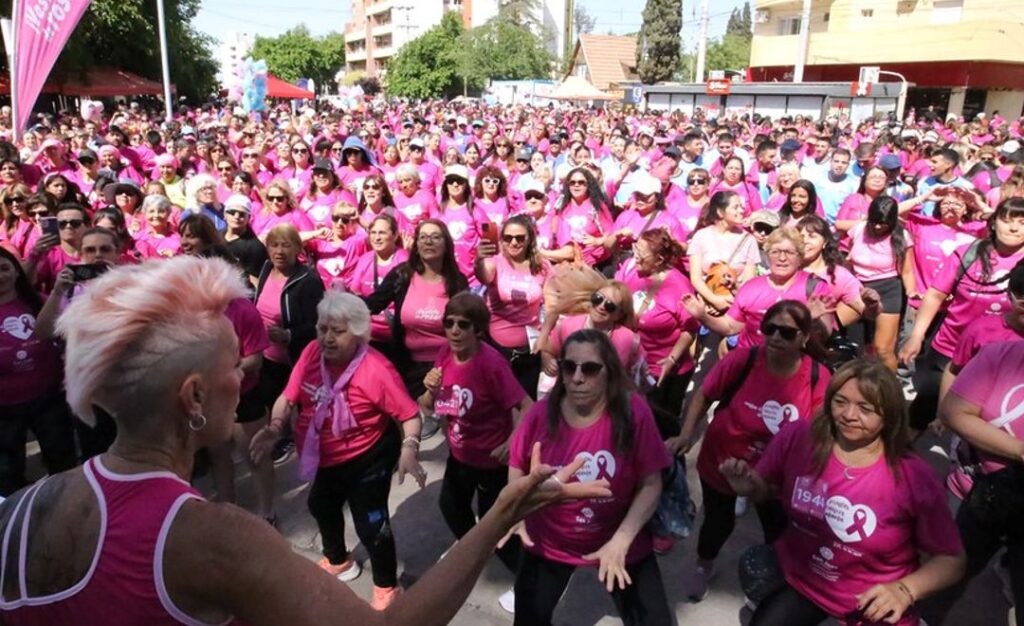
251;27;345;92
468;15;553;82
386;12;470;99
705;33;751;73
0;0;217;101
574;3;597;38
636;0;682;84
499;0;542;30
726;3;753;41
741;2;753;40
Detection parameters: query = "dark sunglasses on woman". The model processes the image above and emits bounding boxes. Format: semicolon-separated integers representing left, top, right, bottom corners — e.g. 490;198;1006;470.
590;292;619;314
443;318;473;330
762;323;800;341
560;359;604;377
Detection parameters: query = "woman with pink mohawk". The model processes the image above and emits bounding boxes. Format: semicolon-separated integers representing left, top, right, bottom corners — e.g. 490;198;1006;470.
0;256;606;625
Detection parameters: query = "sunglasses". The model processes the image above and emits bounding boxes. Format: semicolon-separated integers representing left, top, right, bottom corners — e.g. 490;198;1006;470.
560;359;604;377
409;145;424;151
225;209;249;218
446;178;466;186
482;177;500;185
443;318;473;330
590;292;619;314
218;166;233;172
525;192;546;201
363;183;382;190
568;179;587;187
332;214;357;224
58;219;84;229
502;234;527;244
79;157;95;166
242;152;259;159
331;147;344;152
291;147;309;154
3;196;26;205
687;178;708;185
762;323;800;341
267;195;287;203
29;209;49;217
753;223;775;236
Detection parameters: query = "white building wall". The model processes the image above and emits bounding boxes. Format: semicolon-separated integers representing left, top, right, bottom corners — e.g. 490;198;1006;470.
218;32;253;88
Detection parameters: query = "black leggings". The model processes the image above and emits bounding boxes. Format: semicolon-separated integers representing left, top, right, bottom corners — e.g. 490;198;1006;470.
908;346;951;430
513;551;673;626
0;391;77;496
645;371;693;439
751;583;828;626
307;426;400;588
439;454;520;572
696;478;787;562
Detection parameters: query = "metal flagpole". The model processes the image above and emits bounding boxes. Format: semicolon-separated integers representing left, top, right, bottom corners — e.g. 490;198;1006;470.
9;0;19;143
156;0;173;122
694;0;709;83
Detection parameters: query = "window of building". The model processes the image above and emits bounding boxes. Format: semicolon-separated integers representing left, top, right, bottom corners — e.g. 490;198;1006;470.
575;63;588;78
860;9;873;17
779;16;801;36
932;0;963;24
823;12;829;23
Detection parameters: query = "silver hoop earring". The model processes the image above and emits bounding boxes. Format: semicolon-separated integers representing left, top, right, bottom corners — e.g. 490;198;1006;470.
188;413;207;432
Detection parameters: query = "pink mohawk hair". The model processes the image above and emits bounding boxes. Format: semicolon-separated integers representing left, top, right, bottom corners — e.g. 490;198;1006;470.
56;256;248;425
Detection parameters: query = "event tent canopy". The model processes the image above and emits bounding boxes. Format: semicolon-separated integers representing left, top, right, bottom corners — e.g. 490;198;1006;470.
265;75;314;99
546;75;617;101
0;67;167;96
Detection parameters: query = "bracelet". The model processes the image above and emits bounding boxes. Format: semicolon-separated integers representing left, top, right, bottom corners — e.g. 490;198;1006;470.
402;436;420;449
667;354;678;364
895;581;915;604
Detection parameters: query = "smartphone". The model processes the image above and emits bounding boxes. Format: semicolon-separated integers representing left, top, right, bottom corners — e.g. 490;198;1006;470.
69;263;110;283
479;221;499;246
39;216;59;238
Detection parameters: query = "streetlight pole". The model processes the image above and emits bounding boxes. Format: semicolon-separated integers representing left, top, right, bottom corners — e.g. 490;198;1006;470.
694;0;709;83
156;0;173;122
878;69;909;123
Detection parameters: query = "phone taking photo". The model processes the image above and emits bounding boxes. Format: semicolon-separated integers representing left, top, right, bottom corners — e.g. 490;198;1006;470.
39;216;59;238
69;263;110;283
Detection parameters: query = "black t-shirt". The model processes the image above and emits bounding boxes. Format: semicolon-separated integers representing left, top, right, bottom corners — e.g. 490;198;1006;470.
226;234;267;279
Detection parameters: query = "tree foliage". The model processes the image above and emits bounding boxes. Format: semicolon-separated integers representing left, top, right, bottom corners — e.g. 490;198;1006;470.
386;12;469;99
726;2;753;42
636;0;682;84
706;34;751;73
467;15;553;83
574;4;597;38
251;27;345;92
499;0;542;30
0;0;218;101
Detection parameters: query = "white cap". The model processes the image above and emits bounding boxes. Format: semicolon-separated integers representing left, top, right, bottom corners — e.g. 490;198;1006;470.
922;131;940;143
444;164;470;181
409;137;425;149
1001;140;1021;154
224;194;252;213
523;180;546;196
632;174;661;196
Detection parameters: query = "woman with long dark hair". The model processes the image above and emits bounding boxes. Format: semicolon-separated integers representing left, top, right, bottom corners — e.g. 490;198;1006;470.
345;214;409;359
777;180;821;228
900;198;1024;430
709;155;763;215
798;214;877;327
672;300;830;602
556;166;615;270
836;166;888;236
506;329;673;624
687;191;760;315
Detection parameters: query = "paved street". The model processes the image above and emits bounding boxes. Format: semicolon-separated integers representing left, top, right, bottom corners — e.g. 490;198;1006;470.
205;429;1012;626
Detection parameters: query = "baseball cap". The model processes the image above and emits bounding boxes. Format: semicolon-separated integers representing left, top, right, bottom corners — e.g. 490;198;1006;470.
632;174;662;196
516;149;533;161
409;137;425;149
922;131;940;143
444;164;470;181
780;139;802;152
749;210;781;228
879;154;902;170
662;146;682;160
224;194;252;213
1001;140;1021;155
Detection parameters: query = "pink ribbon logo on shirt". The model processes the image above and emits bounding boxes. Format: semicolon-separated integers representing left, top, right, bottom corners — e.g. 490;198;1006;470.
845;508;870;542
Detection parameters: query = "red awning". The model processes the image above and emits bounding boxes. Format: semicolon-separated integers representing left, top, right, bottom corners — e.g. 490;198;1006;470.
0;67;169;96
265;74;314;99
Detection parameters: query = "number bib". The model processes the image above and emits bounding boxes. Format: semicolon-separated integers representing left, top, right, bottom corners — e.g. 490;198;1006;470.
791;475;829;518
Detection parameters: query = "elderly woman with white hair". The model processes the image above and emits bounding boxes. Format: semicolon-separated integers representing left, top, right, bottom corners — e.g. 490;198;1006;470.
392;162;439;233
135;194;181;258
0;256;607;624
251;290;427;609
184;173;228;232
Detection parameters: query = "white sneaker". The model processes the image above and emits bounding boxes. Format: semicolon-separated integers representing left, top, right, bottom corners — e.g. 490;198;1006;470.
498;588;515;613
735;496;749;517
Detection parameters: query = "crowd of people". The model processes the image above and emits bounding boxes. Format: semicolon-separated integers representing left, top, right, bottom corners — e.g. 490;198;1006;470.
0;97;1023;625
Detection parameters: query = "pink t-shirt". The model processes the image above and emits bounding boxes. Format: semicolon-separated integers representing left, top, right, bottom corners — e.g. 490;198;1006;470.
611;208;687;248
687;226;759;273
301;189;356;227
847;222;909;282
135;232;181;259
256;273;290;364
929;241;1024;357
0;299;63;405
284;342;419;467
509;394;671;565
947;340;1024;498
433;343;526;469
306;233;368;290
400;273;449;362
805;264;862;309
617;263;700;377
709;180;763;216
836;193;872;225
436;203;490;285
251;209;315;239
727;272;831;348
951;314;1022;371
904;214;983;307
757;420;963;625
225;297;271;394
548;314;639;371
555;198;614;266
697;348;828;493
344;248;410;343
393;189;439;232
485;255;549;348
33;245;79;294
666;194;705;234
476;196;512;227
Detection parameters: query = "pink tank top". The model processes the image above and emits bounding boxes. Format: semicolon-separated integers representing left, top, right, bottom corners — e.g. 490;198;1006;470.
0;457;243;625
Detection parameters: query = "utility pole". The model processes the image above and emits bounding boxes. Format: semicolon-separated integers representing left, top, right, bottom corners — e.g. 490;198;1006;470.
156;0;174;121
793;0;812;82
694;0;709;83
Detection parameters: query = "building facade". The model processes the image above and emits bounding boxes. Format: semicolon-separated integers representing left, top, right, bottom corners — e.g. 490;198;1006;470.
344;0;572;77
748;0;1024;120
217;32;254;90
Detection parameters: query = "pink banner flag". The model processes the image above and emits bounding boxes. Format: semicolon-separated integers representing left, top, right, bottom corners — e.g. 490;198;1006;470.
14;0;93;132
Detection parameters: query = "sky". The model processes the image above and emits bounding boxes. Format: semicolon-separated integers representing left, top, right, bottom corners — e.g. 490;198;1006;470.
194;0;748;47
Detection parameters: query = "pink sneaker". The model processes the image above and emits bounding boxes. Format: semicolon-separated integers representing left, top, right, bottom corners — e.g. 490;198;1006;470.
653;535;675;554
371;585;401;611
317;557;361;582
